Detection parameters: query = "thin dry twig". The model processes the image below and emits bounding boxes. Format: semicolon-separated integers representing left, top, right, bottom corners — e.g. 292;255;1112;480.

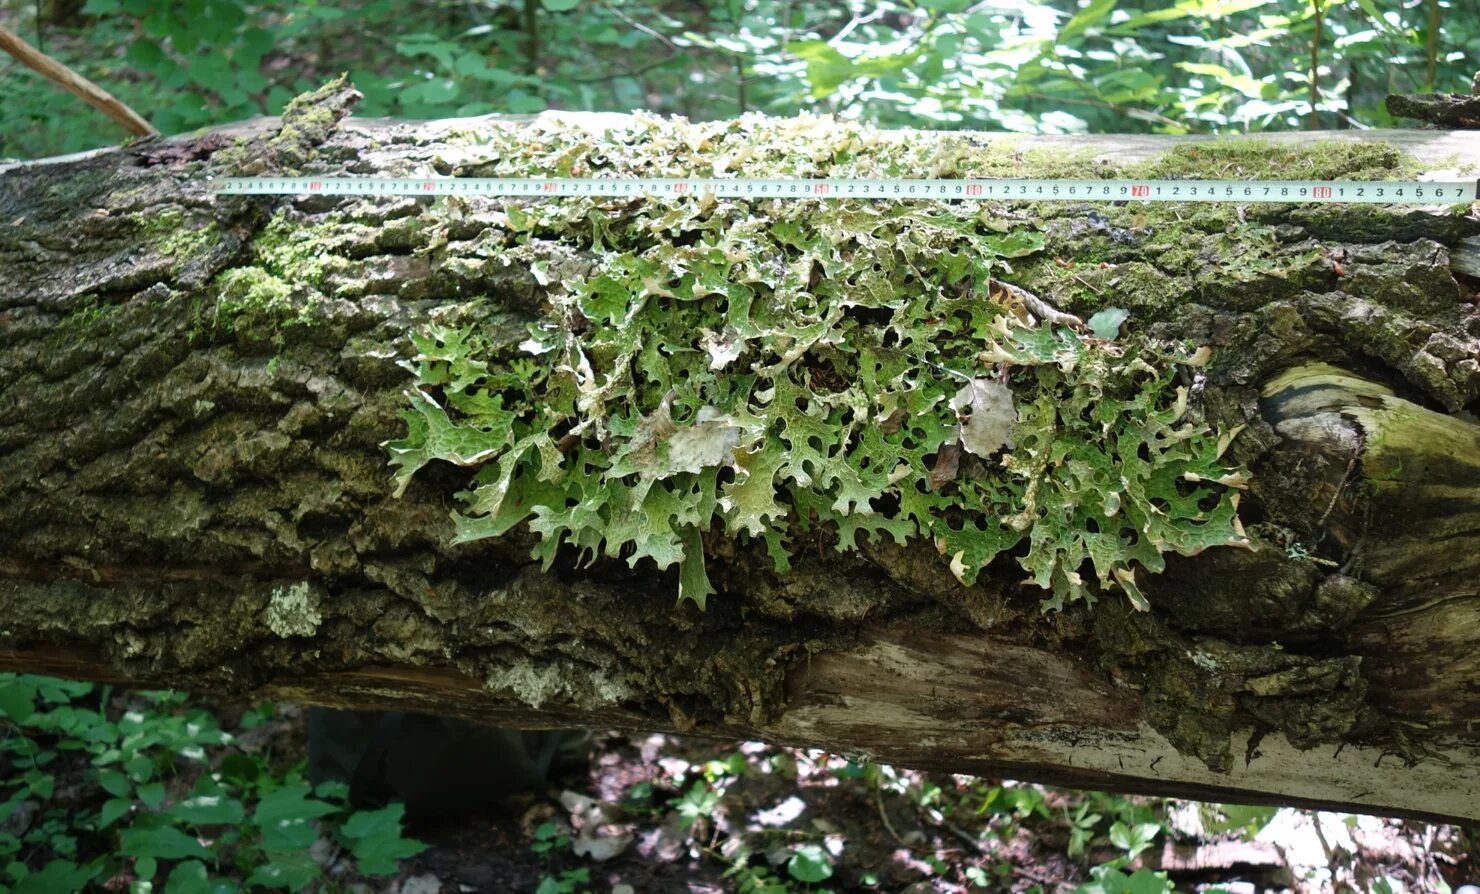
876;784;912;850
0;24;157;138
992;279;1085;330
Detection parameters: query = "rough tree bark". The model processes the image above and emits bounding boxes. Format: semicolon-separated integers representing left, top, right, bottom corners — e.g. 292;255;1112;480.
2;82;1478;822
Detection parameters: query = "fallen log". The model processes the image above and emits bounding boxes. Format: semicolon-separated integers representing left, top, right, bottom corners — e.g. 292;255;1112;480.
2;81;1478;822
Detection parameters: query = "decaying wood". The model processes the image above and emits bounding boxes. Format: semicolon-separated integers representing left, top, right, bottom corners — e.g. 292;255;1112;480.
1386;91;1480;129
2;82;1479;822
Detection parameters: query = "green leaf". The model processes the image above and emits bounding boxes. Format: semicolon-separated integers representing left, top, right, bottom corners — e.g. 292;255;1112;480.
402;78;462;106
1125;867;1176;894
220;753;261;786
676;526;714;611
339;803;428;876
1203;803;1278;838
787;845;834;883
503;89;547;114
1109;820;1162;859
0;680;36;723
136;781;165;809
386;389;509;496
984;230;1045;258
785;40;854;99
721;436;788;536
252;785;339;852
314;779;349;804
163;860;210;894
99;798;133;828
188;54;234;93
1087;307;1130;340
22;770;51;800
237;26;274;62
97;769;131;798
1109;0;1272;33
1057;0;1117;41
1176;62;1268;99
124;39;168;72
124;754;154;782
168;794;246;826
541;0;580;9
119;825;211;860
244;850;321;891
14;859;99;894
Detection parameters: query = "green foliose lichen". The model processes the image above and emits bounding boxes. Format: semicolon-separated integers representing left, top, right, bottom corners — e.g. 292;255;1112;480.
384;122;1251;611
264;581;322;638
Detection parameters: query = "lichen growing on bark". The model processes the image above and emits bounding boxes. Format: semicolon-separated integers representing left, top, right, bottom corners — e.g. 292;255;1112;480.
385;116;1255;612
263;581;322;638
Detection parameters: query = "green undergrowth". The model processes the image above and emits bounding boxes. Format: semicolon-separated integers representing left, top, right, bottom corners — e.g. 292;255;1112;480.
386;118;1262;611
0;674;426;892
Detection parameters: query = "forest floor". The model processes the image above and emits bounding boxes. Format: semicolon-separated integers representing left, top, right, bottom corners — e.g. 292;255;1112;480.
267;708;1479;894
5;683;1474;894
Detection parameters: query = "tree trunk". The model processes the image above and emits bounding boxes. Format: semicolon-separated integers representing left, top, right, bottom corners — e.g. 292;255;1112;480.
3;82;1479;823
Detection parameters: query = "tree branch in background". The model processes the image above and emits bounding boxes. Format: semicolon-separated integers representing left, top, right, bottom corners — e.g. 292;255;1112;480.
1309;0;1323;130
523;0;539;76
1425;0;1438;91
1385;90;1480;128
0;24;157;138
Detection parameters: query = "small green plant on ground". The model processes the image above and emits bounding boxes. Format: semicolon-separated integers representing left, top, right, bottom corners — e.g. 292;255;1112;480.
0;673;427;892
603;746;839;893
530;818;591;894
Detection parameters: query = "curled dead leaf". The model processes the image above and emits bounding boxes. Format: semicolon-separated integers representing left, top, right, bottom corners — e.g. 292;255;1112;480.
950;378;1016;457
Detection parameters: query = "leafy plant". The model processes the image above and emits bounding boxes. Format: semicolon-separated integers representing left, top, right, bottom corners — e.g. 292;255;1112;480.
0;673;426;892
6;0;1476;160
1073;865;1178;894
530;819;571;855
674;779;725;833
529;820;591;894
1109;819;1164;860
785;844;833;884
535;866;590;894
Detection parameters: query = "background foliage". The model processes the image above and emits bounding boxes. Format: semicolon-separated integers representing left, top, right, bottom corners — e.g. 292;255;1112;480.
3;0;1478;159
0;673;425;892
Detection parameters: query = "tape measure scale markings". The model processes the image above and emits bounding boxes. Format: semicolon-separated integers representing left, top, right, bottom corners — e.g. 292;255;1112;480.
207;175;1480;204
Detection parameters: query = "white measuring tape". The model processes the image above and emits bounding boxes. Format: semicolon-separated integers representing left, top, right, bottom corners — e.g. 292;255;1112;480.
208;176;1479;204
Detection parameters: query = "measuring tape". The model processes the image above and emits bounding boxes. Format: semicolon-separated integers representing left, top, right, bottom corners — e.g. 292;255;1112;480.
208;175;1479;204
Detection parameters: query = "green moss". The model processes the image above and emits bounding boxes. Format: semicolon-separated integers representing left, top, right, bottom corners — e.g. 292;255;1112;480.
143;209;222;265
253;214;348;286
56;295;124;335
1129;138;1417;181
209;267;315;337
214;75;354;176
